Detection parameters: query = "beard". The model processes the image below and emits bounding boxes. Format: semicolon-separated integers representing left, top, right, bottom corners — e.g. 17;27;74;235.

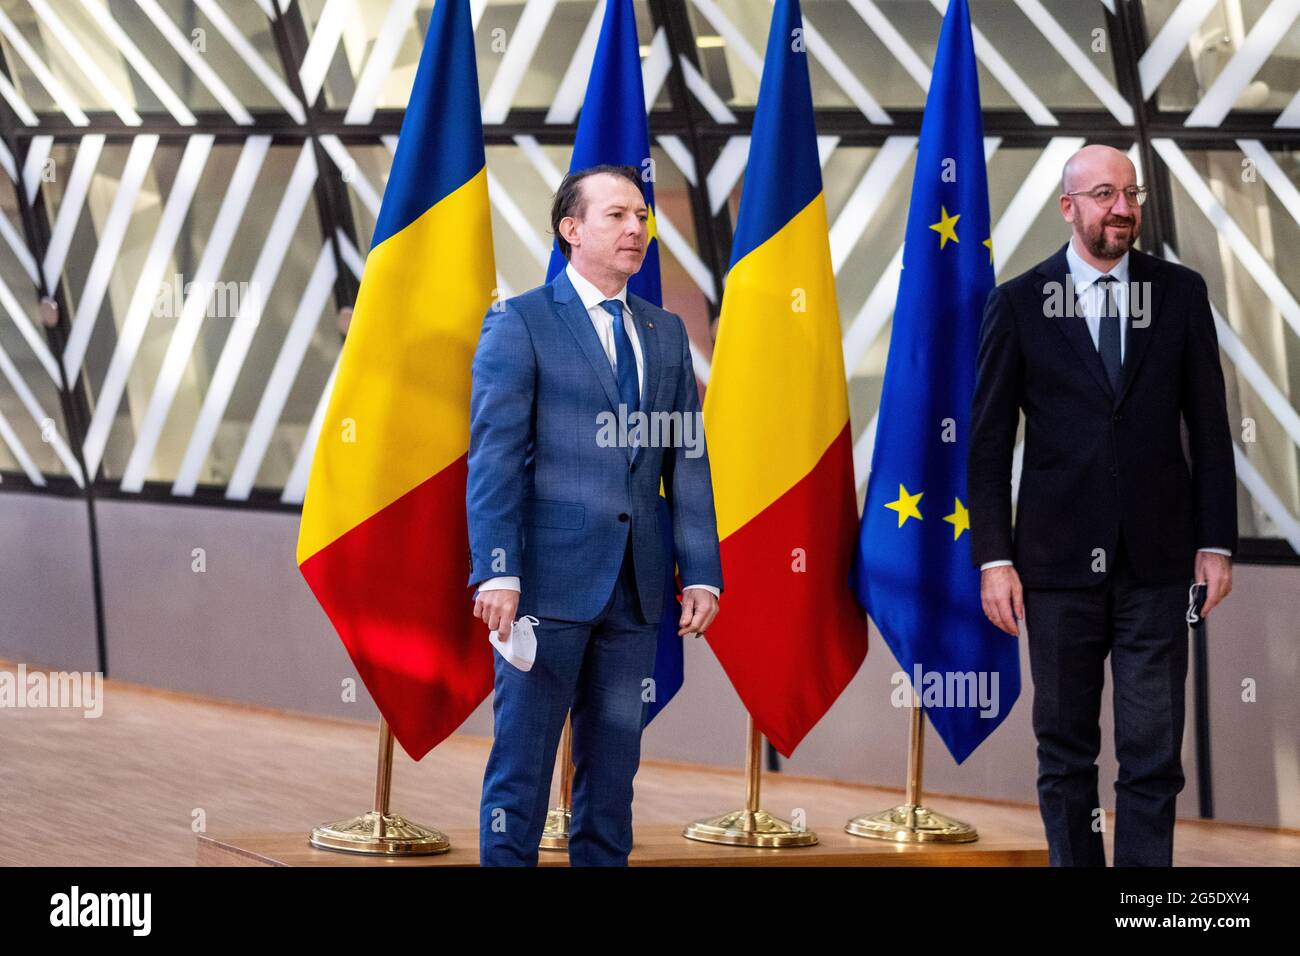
1081;214;1137;258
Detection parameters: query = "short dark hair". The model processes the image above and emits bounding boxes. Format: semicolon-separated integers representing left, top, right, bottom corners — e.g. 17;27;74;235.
550;164;644;260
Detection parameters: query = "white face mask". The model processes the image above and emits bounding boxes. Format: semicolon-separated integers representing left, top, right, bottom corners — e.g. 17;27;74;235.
489;615;539;671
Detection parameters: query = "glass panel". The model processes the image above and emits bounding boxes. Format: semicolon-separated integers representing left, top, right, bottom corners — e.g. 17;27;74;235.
0;169;70;479
310;0;670;115
1143;0;1300;115
686;0;1121;113
1164;145;1300;540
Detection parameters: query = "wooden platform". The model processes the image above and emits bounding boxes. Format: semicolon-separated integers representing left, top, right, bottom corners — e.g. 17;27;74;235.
5;660;1296;867
198;823;1047;866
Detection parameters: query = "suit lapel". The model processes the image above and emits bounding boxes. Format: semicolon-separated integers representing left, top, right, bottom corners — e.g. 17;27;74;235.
1039;243;1115;401
552;269;622;415
1112;248;1163;410
628;296;660;465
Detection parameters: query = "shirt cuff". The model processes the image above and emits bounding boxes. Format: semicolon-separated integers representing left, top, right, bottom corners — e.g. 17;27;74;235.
1197;547;1232;557
979;560;1014;570
476;576;520;591
683;583;720;598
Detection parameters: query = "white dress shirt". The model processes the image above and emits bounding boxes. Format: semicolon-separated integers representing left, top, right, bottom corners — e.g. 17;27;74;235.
979;241;1230;570
477;262;720;599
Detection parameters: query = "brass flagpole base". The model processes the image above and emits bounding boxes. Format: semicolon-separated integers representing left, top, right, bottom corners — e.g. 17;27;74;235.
539;807;571;850
539;712;575;851
310;811;451;855
683;808;818;848
844;804;977;843
308;718;450;856
682;716;818;848
845;697;978;844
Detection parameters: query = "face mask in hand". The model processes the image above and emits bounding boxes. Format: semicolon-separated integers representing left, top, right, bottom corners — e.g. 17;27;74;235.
489;615;539;671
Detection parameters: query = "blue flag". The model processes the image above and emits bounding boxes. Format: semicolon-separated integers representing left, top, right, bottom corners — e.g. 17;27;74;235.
544;0;679;725
851;0;1019;764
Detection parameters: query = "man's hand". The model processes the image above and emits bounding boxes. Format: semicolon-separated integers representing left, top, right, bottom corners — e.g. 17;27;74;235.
474;588;520;636
1195;551;1233;618
980;564;1024;637
679;588;719;637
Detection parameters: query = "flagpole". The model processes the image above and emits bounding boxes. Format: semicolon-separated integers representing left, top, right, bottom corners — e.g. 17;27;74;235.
682;714;818;848
308;718;451;855
539;712;574;850
845;688;978;842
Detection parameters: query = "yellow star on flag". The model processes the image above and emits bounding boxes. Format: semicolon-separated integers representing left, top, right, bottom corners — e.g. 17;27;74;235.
885;484;923;527
943;498;970;540
929;206;960;249
646;204;658;243
983;236;993;264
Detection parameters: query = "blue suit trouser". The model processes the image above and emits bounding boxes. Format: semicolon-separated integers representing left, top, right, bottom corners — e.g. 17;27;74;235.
478;540;660;866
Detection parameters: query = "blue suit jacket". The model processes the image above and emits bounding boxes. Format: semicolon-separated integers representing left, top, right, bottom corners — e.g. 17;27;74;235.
466;268;723;623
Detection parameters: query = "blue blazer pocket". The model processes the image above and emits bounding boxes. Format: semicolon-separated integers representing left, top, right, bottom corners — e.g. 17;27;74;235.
522;498;585;530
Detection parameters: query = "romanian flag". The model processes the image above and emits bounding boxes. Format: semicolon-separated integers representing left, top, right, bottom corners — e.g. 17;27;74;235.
701;0;867;758
543;0;681;725
852;0;1019;763
296;0;496;762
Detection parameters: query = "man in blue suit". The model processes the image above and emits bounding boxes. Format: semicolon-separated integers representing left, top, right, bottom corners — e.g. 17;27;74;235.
467;165;723;866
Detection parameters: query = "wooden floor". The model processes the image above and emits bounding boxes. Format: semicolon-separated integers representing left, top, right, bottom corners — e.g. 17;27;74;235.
3;661;1296;867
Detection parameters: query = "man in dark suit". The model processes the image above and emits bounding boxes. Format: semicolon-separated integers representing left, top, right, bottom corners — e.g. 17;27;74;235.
968;145;1237;866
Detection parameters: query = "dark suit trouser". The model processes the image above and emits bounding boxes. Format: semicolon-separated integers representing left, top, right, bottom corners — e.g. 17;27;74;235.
478;540;659;866
1023;535;1190;866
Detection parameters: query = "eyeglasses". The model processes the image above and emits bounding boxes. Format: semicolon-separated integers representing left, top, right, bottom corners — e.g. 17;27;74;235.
1065;185;1149;208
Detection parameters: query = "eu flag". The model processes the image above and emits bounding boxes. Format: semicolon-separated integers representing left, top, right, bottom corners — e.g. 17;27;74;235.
851;0;1019;764
544;0;679;725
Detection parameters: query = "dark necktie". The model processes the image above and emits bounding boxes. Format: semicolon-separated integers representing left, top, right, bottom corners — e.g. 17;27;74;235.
600;299;639;414
1095;275;1121;392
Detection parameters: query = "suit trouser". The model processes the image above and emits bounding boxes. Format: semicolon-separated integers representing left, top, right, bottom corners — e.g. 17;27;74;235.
478;540;659;866
1023;534;1190;866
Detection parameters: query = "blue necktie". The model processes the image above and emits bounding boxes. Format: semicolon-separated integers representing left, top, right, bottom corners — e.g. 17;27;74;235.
1095;275;1121;392
600;299;639;415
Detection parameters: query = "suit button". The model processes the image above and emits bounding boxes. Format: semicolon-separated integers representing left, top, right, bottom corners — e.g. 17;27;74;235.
618;512;629;522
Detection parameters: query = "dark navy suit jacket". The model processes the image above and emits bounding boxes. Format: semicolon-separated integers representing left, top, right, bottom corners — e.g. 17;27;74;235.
968;243;1237;588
